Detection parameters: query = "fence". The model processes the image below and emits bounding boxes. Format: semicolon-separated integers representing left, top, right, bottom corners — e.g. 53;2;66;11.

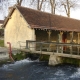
26;40;80;55
18;41;26;49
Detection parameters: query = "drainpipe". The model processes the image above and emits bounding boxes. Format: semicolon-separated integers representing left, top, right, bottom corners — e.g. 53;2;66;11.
7;42;14;62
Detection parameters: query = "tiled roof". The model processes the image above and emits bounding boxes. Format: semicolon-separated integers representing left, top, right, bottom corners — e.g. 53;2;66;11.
17;6;80;32
3;5;80;32
0;20;4;24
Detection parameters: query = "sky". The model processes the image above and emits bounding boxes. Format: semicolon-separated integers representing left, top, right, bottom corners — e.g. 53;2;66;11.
71;9;80;20
55;8;80;20
0;0;80;20
57;1;80;20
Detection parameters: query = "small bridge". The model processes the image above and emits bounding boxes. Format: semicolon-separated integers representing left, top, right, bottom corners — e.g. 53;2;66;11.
19;40;80;66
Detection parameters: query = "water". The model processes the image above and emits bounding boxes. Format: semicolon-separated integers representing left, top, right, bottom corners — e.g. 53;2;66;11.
0;59;80;80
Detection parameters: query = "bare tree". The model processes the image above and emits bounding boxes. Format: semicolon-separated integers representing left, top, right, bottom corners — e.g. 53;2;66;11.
50;0;56;14
30;0;57;14
0;0;17;19
30;0;45;10
17;0;23;6
60;0;78;17
37;0;44;10
0;0;79;19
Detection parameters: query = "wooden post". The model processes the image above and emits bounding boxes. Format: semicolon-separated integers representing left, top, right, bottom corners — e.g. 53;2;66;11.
57;31;63;53
59;32;63;53
26;40;28;49
70;32;73;54
47;30;51;41
59;32;63;43
57;45;59;53
47;30;51;51
78;33;80;44
78;33;80;55
40;43;42;54
57;34;59;53
70;32;73;43
60;32;63;53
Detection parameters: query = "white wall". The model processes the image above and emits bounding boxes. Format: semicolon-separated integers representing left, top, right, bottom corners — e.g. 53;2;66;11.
4;9;36;49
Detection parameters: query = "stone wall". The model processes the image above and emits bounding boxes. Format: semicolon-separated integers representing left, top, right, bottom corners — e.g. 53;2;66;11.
4;9;35;49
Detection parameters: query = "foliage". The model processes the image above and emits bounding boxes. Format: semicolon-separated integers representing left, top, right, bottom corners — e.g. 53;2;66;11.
0;40;4;47
17;0;22;6
39;54;50;61
12;52;26;61
62;57;80;66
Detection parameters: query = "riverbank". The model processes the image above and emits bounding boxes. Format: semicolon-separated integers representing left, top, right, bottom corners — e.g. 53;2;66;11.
0;46;80;67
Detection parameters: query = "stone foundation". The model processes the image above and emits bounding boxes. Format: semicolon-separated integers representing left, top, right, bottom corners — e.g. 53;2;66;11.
49;55;62;66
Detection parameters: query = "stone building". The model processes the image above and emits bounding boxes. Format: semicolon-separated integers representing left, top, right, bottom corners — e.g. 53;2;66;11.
2;5;80;50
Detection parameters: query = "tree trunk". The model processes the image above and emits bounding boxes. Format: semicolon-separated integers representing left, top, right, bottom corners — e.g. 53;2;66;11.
67;0;70;17
50;0;55;14
17;0;22;6
37;0;44;10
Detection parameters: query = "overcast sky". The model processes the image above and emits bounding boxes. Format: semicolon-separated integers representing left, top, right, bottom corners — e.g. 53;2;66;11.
0;0;80;20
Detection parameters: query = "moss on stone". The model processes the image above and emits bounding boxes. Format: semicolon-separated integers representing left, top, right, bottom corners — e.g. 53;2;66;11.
61;57;80;66
39;54;50;61
12;52;26;61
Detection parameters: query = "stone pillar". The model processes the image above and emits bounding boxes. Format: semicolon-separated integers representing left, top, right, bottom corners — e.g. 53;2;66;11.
57;32;63;53
49;55;62;66
70;32;73;43
60;32;63;53
78;33;80;44
59;32;63;43
47;30;52;51
47;30;51;41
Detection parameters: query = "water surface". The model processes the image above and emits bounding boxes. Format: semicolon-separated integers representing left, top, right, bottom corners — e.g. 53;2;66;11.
0;59;80;80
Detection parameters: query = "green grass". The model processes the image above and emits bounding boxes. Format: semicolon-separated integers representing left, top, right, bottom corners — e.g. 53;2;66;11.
0;40;4;47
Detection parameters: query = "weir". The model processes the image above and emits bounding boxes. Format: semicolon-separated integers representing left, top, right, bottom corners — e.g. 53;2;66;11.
19;40;80;66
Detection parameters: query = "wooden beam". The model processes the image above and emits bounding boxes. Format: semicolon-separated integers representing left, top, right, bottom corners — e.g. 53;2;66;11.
58;31;63;53
19;48;80;59
78;33;79;44
70;32;73;43
70;32;74;54
78;33;80;55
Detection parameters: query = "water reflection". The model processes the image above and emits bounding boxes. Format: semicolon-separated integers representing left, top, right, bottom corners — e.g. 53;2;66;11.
0;59;80;80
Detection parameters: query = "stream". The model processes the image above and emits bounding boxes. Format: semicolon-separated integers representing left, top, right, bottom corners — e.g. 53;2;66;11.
0;59;80;80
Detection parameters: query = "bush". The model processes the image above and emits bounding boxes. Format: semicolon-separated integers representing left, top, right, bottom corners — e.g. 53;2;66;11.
0;40;4;47
12;52;26;61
